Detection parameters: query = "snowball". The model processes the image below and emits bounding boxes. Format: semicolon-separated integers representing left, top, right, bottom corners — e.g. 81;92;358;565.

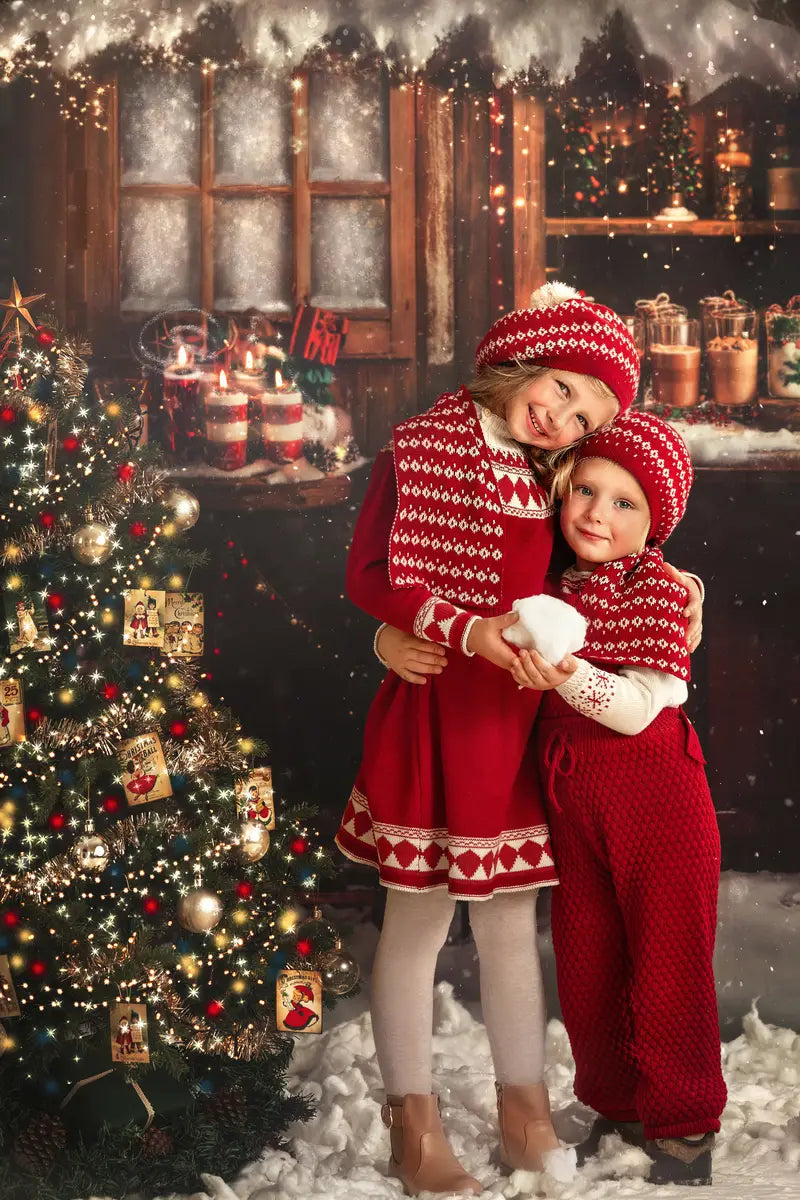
502;594;587;665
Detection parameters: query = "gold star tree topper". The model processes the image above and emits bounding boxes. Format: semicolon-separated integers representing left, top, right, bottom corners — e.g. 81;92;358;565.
0;278;46;348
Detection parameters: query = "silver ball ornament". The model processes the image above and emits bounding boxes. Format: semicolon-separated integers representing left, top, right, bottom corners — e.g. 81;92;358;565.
72;831;111;871
71;522;113;565
178;887;223;932
163;486;200;531
319;939;360;996
237;820;271;864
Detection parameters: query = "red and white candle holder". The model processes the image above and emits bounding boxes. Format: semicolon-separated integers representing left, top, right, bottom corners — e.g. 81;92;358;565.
163;343;203;463
261;370;304;464
204;370;249;471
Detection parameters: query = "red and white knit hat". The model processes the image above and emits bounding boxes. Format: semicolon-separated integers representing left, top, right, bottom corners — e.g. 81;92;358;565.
474;282;640;412
576;410;693;545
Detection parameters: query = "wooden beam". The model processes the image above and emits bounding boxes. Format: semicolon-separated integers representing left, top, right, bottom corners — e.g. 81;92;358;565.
201;70;214;312
85;77;119;351
416;80;454;387
292;73;311;306
453;92;491;375
389;82;416;358
512;94;546;305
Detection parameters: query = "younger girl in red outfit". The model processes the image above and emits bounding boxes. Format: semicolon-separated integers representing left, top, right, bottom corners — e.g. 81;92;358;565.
515;412;727;1186
337;284;640;1195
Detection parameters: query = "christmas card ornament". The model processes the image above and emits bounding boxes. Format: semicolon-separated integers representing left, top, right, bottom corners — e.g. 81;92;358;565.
236;819;271;863
260;370;303;464
71;521;113;565
502;594;587;664
0;678;26;748
765;298;800;400
0;1021;12;1055
72;823;111;871
162;484;200;531
164;592;204;656
0;954;21;1017
319;938;361;996
177;883;223;933
111;1002;150;1063
3;588;51;653
234;765;275;828
123;589;165;647
118;732;173;805
289;304;348;366
204;369;249;471
276;969;322;1033
163;343;204;464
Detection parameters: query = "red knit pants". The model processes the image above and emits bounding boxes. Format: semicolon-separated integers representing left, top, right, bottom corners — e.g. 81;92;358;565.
537;698;727;1140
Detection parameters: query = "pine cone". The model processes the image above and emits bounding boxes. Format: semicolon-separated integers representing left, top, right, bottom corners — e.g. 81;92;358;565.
205;1085;248;1125
140;1125;174;1158
13;1112;68;1174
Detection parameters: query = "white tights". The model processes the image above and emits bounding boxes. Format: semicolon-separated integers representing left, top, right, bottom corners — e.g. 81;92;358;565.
370;888;547;1096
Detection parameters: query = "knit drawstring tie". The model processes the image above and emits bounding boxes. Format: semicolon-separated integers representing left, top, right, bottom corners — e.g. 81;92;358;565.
542;731;575;813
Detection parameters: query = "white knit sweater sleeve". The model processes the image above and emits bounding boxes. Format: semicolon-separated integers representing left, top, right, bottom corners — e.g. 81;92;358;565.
555;658;688;736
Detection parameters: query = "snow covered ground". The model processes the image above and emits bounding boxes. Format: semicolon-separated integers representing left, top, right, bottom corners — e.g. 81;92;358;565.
181;872;800;1200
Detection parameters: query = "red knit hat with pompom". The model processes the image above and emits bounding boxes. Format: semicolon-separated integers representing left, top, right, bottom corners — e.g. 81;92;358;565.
576;410;693;545
475;282;640;412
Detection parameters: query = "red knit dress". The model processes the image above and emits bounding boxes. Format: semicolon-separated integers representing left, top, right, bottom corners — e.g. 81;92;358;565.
336;396;559;899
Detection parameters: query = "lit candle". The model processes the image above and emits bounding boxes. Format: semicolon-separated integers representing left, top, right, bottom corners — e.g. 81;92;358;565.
232;347;267;396
261;369;304;464
163;344;203;462
204;369;249;471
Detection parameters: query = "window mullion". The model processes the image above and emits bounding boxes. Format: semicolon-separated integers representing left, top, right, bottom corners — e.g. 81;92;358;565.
292;72;311;307
201;69;215;312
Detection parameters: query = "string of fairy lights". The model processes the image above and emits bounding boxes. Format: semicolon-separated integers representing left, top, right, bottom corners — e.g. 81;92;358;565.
1;296;341;1072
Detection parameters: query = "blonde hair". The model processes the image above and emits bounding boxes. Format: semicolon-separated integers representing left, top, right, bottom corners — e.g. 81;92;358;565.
467;360;618;493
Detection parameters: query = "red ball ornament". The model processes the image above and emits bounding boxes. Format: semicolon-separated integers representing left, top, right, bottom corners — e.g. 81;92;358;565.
61;434;80;453
206;1000;224;1018
27;708;42;724
290;837;308;855
46;592;64;610
29;960;47;978
0;406;15;425
117;463;136;483
235;881;253;899
48;810;67;831
102;683;120;701
35;326;56;349
102;795;120;813
39;512;56;530
130;521;148;539
1;911;20;929
169;720;187;739
296;938;313;957
142;896;160;916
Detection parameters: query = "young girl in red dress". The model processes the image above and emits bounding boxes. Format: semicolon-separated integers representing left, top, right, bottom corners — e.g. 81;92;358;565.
512;411;726;1186
336;284;644;1195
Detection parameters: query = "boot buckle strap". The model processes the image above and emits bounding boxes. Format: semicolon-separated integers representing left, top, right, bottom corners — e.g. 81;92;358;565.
381;1102;399;1129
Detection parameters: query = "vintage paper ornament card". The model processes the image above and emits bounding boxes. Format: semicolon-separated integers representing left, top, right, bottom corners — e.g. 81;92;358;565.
123;589;165;647
235;766;275;828
0;955;21;1018
3;589;51;654
118;732;173;805
164;592;204;657
110;1002;150;1064
0;679;26;748
276;969;322;1034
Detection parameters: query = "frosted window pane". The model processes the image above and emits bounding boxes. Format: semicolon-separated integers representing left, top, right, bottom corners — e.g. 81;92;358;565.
120;196;201;312
309;72;388;182
213;197;292;312
311;198;388;309
214;72;292;184
120;70;201;185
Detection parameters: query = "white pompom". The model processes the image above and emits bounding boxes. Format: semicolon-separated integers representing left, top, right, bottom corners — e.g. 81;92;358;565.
528;281;582;309
502;594;587;664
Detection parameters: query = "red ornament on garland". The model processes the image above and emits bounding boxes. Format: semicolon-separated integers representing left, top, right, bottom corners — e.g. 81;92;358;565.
116;463;136;483
39;512;56;531
296;938;313;957
1;910;20;929
61;434;80;453
27;708;42;724
169;720;187;739
102;683;120;701
29;959;47;978
0;406;15;425
129;521;148;539
290;837;308;855
206;1000;224;1018
48;810;67;831
234;881;253;899
35;326;56;350
142;896;160;916
102;795;120;813
46;592;64;610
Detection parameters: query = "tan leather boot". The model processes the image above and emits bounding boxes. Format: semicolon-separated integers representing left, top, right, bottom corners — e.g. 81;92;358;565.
495;1082;562;1172
381;1094;483;1195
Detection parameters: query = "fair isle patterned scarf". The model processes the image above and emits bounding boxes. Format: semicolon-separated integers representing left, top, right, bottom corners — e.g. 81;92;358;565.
389;386;550;611
563;547;691;681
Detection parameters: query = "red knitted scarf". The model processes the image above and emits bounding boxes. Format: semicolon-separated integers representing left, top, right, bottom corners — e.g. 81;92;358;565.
389;386;549;611
562;547;691;681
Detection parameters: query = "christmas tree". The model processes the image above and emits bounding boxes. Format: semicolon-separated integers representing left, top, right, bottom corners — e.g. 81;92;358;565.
556;95;607;216
652;81;703;214
0;284;356;1199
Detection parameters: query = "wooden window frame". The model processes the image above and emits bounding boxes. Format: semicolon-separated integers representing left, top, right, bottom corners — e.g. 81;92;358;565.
83;66;415;359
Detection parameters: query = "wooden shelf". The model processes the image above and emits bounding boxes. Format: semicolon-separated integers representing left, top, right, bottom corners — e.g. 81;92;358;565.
545;218;800;237
171;471;352;512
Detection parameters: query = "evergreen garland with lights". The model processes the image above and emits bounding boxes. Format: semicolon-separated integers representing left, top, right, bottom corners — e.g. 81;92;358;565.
0;294;350;1199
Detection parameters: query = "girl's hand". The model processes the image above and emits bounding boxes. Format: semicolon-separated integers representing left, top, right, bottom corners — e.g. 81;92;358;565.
511;649;579;691
465;612;521;670
377;624;447;684
663;563;703;652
